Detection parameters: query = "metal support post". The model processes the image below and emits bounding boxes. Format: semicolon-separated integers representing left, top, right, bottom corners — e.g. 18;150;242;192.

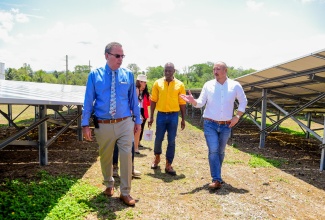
259;89;267;148
306;112;312;139
38;105;48;166
77;105;83;141
320;116;325;171
8;104;12;126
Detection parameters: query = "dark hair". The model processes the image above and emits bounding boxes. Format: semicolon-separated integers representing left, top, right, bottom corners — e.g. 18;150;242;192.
136;80;150;100
104;42;122;55
164;62;175;69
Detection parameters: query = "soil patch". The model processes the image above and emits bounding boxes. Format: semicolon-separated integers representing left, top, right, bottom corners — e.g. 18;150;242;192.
0;116;324;219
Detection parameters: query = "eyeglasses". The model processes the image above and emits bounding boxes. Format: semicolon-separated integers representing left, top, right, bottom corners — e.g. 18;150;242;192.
108;53;125;59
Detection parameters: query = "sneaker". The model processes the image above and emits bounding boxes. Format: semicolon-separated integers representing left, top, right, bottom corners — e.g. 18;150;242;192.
132;169;142;177
113;164;119;177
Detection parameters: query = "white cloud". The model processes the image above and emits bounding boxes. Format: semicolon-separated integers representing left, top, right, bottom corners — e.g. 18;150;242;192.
0;8;29;42
0;10;14;42
1;1;325;74
15;12;29;23
120;0;176;17
300;0;316;3
194;18;209;28
268;11;280;17
1;21;102;71
246;0;264;11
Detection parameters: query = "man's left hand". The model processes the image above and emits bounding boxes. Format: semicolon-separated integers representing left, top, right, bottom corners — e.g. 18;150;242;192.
229;116;240;128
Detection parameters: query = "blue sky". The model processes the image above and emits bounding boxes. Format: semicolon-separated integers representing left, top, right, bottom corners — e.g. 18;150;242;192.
0;0;325;73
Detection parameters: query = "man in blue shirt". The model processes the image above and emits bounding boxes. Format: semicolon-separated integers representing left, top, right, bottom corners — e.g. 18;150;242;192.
82;42;141;206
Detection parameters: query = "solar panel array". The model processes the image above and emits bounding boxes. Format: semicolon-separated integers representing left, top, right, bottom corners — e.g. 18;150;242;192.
0;80;85;105
236;49;325;112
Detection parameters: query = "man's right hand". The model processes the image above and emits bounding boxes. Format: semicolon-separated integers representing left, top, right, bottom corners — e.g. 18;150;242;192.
148;117;154;128
82;126;93;141
180;90;196;105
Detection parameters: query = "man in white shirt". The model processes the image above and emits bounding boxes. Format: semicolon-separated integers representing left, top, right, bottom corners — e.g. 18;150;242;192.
180;61;247;189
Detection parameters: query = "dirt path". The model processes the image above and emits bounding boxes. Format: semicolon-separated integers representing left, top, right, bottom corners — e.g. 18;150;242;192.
81;118;325;219
1;117;324;219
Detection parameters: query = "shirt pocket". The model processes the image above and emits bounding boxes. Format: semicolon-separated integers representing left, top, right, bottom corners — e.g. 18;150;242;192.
118;81;130;99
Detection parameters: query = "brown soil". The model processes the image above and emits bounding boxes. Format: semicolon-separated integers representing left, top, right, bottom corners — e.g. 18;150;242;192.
0;116;324;219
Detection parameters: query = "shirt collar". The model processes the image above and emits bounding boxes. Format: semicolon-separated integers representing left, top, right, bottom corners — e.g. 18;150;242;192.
164;77;175;82
105;64;118;74
216;77;228;85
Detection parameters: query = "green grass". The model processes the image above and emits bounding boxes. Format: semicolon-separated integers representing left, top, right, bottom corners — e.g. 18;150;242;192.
248;112;323;137
248;153;285;168
277;127;305;137
224;160;245;165
0;170;103;220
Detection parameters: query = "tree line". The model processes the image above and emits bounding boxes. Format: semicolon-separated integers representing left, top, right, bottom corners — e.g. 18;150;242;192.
4;62;255;91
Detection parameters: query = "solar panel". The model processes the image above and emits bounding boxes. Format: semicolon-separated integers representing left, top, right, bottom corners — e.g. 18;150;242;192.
236;48;325;110
0;80;86;105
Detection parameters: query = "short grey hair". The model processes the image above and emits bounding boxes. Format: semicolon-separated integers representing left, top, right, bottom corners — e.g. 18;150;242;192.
104;42;122;55
215;61;228;69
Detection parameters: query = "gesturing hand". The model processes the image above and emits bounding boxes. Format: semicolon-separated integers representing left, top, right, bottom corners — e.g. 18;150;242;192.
180;90;195;104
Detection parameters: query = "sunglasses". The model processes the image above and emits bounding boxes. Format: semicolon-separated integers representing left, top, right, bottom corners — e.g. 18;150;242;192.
108;53;125;59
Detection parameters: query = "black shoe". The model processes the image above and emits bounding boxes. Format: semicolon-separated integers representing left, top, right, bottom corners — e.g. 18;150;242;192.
139;144;145;148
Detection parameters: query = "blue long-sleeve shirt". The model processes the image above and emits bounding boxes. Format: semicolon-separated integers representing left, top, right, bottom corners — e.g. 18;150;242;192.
82;64;141;126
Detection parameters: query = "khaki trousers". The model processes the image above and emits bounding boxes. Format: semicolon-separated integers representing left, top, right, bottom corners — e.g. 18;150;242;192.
94;117;133;196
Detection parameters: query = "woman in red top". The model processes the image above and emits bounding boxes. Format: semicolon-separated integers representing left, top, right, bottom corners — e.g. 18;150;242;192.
134;74;150;154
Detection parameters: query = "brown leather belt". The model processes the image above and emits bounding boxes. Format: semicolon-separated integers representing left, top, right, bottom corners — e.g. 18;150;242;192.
204;118;231;125
158;111;179;114
98;117;129;124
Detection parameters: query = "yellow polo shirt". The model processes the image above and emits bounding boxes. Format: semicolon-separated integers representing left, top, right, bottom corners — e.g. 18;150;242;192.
151;77;186;112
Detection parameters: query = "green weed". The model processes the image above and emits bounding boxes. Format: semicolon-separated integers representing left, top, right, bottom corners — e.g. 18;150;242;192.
0;170;101;220
248;153;285;168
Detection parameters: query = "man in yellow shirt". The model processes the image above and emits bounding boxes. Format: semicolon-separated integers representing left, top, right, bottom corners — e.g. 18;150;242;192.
148;62;186;175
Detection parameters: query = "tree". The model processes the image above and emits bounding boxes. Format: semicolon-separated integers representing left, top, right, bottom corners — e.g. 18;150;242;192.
16;66;31;81
146;66;164;80
43;73;58;84
189;63;213;78
21;63;33;79
74;65;90;74
127;63;140;75
34;70;46;82
5;68;18;80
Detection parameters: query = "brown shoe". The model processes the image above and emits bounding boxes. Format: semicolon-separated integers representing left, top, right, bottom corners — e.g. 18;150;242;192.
103;187;114;196
120;194;136;206
151;154;160;169
165;160;176;176
208;180;222;189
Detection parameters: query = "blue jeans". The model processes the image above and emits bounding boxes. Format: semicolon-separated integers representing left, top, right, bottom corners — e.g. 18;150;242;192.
203;120;231;182
154;112;179;164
